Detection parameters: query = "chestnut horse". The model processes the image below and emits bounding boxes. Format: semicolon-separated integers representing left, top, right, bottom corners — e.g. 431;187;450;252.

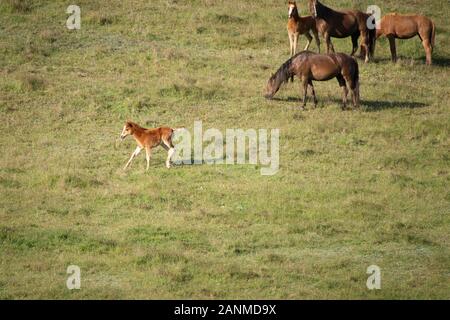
308;0;376;63
376;13;436;65
287;1;320;56
264;51;360;110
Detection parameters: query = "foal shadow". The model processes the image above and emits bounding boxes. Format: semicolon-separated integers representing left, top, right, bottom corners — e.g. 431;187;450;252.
172;156;226;166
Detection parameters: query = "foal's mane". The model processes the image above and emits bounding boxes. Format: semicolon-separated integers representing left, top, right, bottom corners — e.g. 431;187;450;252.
290;4;299;18
127;121;145;131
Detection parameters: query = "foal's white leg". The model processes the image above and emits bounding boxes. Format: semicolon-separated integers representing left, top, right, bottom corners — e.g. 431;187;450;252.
293;33;299;55
145;147;151;171
289;33;294;56
166;148;175;169
124;146;141;170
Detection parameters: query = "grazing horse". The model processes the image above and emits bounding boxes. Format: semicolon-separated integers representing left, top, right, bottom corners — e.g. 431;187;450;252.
264;51;360;110
287;1;320;56
119;121;180;170
308;0;376;63
376;13;436;65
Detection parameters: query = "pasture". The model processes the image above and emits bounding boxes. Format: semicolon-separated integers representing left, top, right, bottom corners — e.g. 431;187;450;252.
0;0;449;299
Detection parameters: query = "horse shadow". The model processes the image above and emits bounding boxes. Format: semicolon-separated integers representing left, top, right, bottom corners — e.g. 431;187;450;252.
328;98;427;111
372;56;450;67
268;96;427;111
361;99;427;111
325;97;427;111
431;56;450;67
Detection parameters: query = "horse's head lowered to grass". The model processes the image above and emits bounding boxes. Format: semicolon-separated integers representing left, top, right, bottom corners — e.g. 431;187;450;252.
264;73;279;99
264;59;293;99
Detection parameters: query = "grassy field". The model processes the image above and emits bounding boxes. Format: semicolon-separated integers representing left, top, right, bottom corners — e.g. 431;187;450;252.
0;0;449;299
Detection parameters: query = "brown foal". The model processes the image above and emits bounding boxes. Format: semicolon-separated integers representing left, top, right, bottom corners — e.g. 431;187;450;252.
287;1;320;56
120;121;178;170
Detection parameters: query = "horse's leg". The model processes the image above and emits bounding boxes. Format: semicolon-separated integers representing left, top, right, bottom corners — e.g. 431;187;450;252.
145;146;151;171
289;32;294;57
388;36;397;63
300;77;308;110
361;33;370;63
291;33;300;82
312;29;320;53
160;140;174;169
336;75;347;110
304;32;312;51
289;33;296;82
353;85;360;108
348;83;358;109
420;36;433;65
293;33;299;55
350;33;359;56
342;65;360;109
308;80;317;108
325;32;334;53
124;146;142;170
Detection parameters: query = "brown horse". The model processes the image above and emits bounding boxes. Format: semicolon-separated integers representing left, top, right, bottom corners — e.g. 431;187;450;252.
308;0;376;63
287;1;320;56
376;13;436;65
264;51;360;110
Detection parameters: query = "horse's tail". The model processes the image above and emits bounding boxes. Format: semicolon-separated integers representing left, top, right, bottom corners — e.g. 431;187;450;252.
351;56;359;84
368;26;376;58
352;57;360;107
430;20;436;50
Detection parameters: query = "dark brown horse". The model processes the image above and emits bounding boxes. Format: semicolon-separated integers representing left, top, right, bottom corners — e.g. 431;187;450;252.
376;13;436;65
265;51;360;110
308;0;376;63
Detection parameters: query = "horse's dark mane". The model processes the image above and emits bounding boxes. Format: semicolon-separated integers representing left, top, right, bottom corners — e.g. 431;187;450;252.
271;51;313;87
270;58;293;88
315;0;335;18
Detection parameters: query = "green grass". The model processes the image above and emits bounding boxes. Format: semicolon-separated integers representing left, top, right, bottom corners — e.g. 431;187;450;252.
0;0;449;299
